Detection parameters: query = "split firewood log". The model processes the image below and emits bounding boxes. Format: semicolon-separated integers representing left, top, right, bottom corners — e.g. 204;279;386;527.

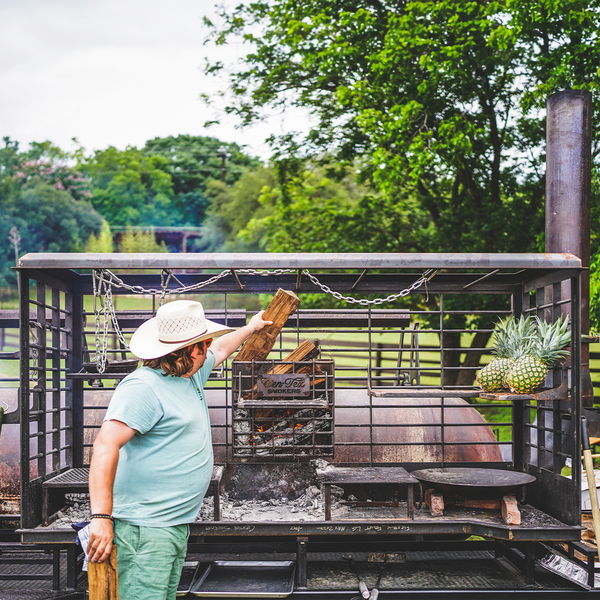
88;545;119;599
234;289;299;362
241;340;326;401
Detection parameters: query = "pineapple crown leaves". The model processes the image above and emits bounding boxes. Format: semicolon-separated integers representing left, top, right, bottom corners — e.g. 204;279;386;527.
531;314;571;366
491;315;536;360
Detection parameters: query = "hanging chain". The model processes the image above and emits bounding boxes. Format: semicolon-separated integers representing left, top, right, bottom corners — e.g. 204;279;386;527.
301;269;438;305
158;269;172;306
103;277;129;349
93;267;438;305
90;266;438;371
92;269;108;374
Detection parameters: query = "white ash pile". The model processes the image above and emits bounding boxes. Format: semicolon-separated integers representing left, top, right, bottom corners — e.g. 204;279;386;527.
41;485;346;528
196;483;345;522
41;460;350;528
45;493;91;529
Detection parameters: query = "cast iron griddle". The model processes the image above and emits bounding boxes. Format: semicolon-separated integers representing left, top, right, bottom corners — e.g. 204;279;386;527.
411;468;536;499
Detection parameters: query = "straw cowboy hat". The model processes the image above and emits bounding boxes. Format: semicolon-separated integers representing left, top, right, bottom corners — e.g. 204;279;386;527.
129;300;234;360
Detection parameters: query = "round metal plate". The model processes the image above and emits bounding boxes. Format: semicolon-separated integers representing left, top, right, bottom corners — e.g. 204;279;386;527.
411;468;536;498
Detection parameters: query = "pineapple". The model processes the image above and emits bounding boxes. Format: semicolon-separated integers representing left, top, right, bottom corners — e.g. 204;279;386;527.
505;315;571;394
477;315;535;392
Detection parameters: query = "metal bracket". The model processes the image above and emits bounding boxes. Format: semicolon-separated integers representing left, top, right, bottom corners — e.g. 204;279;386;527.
479;379;568;402
230;269;245;291
351;269;369;290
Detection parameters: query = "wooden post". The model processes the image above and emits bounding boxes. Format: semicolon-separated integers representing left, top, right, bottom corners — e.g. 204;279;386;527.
582;417;600;545
88;545;119;600
234;289;300;362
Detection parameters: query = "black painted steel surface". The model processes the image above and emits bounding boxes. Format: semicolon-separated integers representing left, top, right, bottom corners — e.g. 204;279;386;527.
411;468;536;498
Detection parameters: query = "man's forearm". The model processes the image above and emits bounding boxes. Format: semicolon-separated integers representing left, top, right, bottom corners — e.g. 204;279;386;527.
87;440;120;563
211;311;272;365
89;441;119;515
87;420;136;563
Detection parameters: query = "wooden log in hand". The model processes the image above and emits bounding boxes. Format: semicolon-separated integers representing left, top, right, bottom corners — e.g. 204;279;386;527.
88;545;119;600
234;289;300;362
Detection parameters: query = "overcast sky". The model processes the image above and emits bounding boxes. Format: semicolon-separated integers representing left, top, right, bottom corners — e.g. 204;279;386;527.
0;0;302;161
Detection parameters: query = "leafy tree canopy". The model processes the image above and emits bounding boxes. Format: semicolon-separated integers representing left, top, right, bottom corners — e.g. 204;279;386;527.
201;165;278;251
119;227;169;253
204;0;600;256
78;136;262;229
77;145;176;228
142;134;262;193
0;137;103;286
0;183;102;286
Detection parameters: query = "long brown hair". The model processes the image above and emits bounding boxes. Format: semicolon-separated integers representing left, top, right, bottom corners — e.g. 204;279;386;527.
142;340;210;377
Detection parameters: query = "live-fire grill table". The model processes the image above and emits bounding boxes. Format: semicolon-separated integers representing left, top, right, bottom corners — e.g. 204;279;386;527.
318;466;419;521
41;465;225;525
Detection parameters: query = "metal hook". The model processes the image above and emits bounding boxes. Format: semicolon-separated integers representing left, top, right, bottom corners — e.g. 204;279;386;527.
159;269;173;306
230;269;245;291
422;269;437;303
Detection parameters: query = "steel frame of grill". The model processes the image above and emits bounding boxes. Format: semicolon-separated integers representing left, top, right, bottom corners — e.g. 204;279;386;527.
11;252;588;593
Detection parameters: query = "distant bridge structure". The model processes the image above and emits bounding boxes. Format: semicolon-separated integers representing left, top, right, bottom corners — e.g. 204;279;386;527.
112;226;203;253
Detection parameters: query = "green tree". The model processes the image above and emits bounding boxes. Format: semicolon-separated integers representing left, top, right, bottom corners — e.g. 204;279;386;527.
12;184;102;252
78;136;262;231
0;138;103;287
204;0;600;256
85;220;114;253
0;183;102;285
204;0;600;384
201;166;278;251
587;177;600;333
142;135;262;193
142;135;262;229
78;146;177;228
119;228;169;253
239;163;405;252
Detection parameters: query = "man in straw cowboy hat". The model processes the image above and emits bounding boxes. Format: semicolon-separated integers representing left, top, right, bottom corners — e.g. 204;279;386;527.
86;300;272;600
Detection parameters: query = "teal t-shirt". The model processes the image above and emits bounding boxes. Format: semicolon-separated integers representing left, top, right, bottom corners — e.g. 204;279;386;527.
104;351;215;527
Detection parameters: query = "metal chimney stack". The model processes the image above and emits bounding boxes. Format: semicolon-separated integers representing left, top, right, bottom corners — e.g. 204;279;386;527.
546;90;593;406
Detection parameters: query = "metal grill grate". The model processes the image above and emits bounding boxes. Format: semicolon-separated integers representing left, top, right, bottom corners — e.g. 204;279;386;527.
43;469;89;486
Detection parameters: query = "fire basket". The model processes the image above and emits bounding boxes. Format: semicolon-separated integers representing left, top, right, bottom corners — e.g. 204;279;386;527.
232;358;335;460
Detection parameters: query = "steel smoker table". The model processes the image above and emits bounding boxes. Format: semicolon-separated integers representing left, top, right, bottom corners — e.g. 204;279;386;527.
317;466;420;521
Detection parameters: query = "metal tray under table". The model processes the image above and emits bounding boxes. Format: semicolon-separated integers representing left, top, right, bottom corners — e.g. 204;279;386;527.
177;560;201;596
190;561;296;597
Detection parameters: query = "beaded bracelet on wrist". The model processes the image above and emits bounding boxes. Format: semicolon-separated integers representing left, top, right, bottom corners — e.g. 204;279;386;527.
90;513;113;521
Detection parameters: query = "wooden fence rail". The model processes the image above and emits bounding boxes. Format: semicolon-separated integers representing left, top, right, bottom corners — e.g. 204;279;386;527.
2;330;600;402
